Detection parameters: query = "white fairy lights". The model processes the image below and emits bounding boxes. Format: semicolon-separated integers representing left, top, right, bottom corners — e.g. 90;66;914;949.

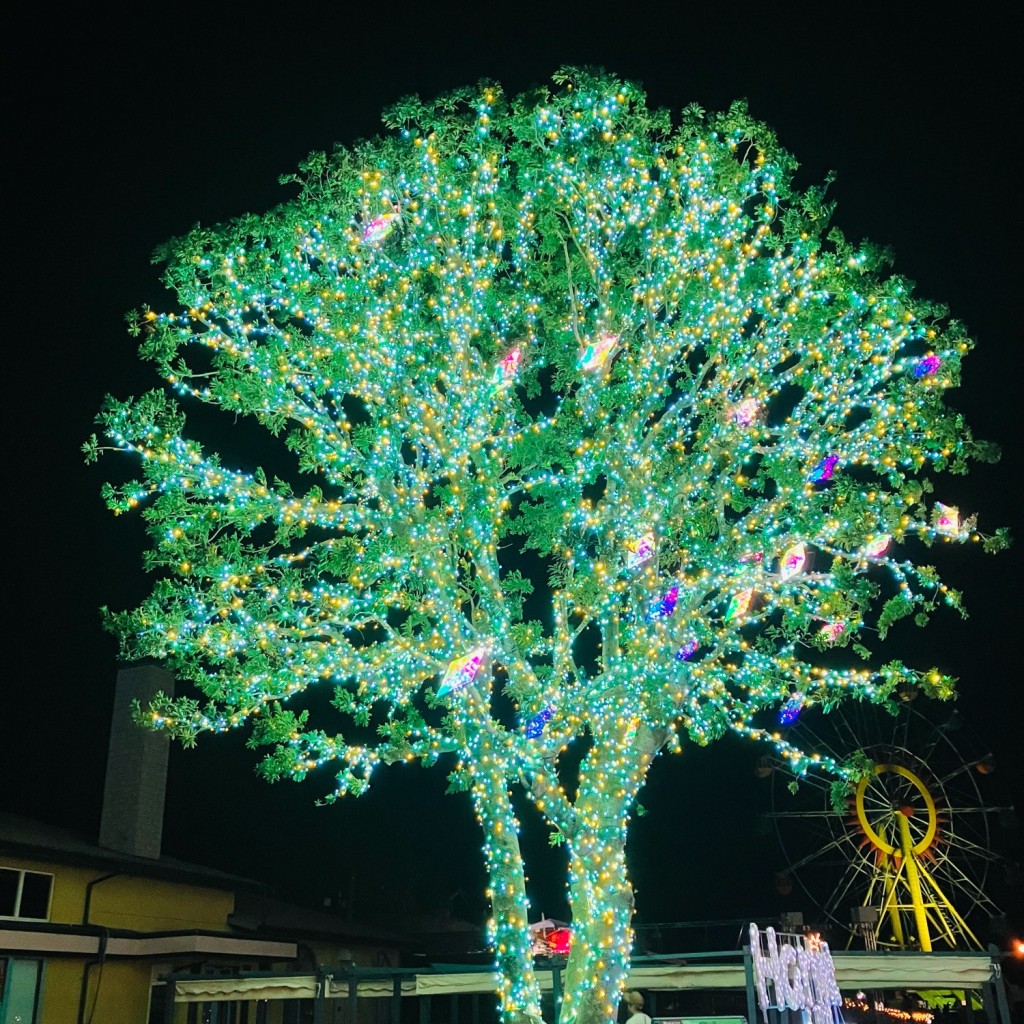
90;67;1004;1024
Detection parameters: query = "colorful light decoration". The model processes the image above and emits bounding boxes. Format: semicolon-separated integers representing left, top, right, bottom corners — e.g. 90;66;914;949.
913;354;942;379
578;332;619;372
361;209;400;244
778;692;806;724
676;639;699;661
548;927;572;956
726;587;755;622
493;346;523;386
530;923;572;958
647;585;679;621
843;996;934;1023
779;542;807;580
750;924;843;1023
809;454;839;483
626;531;655;570
525;705;554;739
729;397;761;426
934;503;960;535
864;535;891;558
436;648;487;697
818;621;846;643
88;69;1003;1024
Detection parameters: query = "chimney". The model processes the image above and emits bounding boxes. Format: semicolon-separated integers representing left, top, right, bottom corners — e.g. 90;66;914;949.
99;662;174;859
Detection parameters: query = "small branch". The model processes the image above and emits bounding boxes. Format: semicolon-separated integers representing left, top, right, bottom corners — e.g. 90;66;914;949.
562;236;584;346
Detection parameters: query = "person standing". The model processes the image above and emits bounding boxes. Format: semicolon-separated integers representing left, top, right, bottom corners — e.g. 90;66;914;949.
624;990;652;1024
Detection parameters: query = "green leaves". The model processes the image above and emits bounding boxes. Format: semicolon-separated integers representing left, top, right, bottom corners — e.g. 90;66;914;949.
445;767;473;794
679;102;706;131
983;527;1012;554
877;594;915;639
91;67;999;841
249;705;310;747
500;569;534;620
828;750;874;813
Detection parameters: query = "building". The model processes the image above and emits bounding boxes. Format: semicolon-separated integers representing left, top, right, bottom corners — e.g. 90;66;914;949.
0;664;404;1023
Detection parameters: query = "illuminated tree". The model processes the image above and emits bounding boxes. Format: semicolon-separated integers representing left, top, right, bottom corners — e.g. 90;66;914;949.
88;67;1007;1024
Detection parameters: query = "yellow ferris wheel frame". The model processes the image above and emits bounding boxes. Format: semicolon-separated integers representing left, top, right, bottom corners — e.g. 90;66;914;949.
855;762;938;856
852;761;983;952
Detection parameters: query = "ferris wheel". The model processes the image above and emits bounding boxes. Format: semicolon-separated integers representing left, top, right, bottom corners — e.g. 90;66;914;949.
758;698;1015;951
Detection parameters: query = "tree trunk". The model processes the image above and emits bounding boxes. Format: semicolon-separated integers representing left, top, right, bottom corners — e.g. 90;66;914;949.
469;731;545;1024
560;821;635;1024
556;721;669;1024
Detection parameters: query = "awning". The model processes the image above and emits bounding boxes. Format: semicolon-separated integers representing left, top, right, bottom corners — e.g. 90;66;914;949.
176;977;318;1003
414;966;746;995
170;951;1000;1003
832;953;995;988
175;975;418;1003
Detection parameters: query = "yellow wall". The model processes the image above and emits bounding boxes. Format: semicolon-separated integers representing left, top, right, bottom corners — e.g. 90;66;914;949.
4;852;398;1023
0;853;235;930
0;851;234;933
3;853;237;1023
38;958;153;1024
87;873;234;933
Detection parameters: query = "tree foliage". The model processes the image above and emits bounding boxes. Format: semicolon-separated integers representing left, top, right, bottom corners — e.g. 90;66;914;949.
88;66;1003;1024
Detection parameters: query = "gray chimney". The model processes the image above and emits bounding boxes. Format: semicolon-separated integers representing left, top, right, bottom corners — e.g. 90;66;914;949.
99;663;174;859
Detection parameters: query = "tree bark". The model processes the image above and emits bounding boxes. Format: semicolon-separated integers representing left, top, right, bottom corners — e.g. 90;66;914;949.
469;729;545;1024
561;821;635;1024
556;721;670;1024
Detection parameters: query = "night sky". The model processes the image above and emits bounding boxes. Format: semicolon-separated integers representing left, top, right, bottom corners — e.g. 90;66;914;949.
6;6;1020;948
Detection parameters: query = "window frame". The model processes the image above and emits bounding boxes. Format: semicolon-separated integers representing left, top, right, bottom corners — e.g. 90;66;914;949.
0;867;54;922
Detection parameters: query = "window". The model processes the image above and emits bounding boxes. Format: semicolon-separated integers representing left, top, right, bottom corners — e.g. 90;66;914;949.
0;869;53;921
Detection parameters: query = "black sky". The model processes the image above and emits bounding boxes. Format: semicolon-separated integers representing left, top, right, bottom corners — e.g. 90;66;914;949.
6;5;1021;946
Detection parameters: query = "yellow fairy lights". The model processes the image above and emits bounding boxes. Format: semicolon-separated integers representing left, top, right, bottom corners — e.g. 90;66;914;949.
88;66;1006;1024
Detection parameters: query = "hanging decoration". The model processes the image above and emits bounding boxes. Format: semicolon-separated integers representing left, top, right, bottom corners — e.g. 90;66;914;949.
818;621;846;643
933;503;960;535
913;354;942;379
779;542;807;580
578;332;619;373
625;531;656;570
676;639;699;661
437;648;487;698
778;692;806;725
525;705;554;739
809;454;839;483
361;209;400;244
729;397;761;426
647;585;679;621
493;346;523;386
726;587;755;622
864;535;891;558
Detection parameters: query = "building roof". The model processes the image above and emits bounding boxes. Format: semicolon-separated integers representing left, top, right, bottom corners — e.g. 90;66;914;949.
0;810;271;892
0;811;408;948
230;891;408;946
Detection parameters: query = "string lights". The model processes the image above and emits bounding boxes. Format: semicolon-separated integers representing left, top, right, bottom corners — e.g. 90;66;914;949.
87;66;1006;1024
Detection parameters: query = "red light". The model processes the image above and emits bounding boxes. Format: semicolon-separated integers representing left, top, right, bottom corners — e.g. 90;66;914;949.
1013;938;1024;958
549;927;572;956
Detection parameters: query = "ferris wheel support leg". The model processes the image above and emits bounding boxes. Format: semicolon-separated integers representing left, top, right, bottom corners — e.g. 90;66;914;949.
880;848;906;948
896;811;932;952
914;857;984;949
